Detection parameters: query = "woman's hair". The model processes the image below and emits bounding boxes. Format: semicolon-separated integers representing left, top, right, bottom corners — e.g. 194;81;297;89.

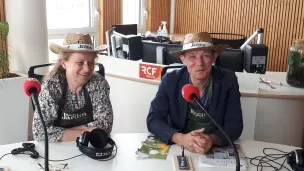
43;53;69;82
43;52;99;82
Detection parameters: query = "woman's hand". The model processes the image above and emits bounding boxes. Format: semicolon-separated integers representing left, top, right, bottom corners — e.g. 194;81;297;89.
70;125;107;133
59;125;109;142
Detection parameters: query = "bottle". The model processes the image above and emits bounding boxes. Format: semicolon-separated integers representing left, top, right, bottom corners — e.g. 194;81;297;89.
286;39;304;88
157;26;162;36
161;21;168;37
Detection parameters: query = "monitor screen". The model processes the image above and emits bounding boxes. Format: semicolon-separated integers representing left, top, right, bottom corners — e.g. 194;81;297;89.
111;24;137;35
142;42;162;63
142;42;183;65
111;32;142;61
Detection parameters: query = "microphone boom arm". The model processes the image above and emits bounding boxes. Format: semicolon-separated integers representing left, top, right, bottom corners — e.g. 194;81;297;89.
31;90;49;171
192;95;240;171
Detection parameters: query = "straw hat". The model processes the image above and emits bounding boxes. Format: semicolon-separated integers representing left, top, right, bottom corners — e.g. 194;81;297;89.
169;32;229;57
50;33;107;54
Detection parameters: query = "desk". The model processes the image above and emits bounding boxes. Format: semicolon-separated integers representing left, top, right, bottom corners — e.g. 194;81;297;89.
0;133;300;171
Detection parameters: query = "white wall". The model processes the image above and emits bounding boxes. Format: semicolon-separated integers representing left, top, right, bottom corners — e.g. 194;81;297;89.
107;76;158;133
0;75;29;145
255;98;304;147
5;0;49;74
4;0;49;143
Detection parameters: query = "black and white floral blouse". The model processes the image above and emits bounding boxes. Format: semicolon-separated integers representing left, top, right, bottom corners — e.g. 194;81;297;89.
32;73;113;142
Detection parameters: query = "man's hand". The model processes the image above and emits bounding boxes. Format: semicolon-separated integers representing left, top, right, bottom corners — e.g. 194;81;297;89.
191;128;213;154
171;129;207;154
170;128;221;155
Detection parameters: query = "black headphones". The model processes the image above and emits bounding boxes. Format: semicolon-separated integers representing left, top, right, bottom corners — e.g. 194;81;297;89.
288;149;304;171
76;128;117;160
11;143;40;159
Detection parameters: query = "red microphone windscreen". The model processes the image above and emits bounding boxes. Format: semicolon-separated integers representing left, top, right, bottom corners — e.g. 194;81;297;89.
181;84;200;102
23;78;41;97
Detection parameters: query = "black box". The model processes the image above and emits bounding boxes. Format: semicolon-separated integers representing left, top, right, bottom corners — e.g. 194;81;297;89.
244;44;268;74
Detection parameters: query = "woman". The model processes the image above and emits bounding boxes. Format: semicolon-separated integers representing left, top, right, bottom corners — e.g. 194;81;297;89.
32;33;113;142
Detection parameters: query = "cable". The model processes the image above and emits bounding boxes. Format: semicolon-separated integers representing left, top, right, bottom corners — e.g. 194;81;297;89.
1;145;117;162
0;152;83;162
246;147;292;171
0;153;32;161
0;153;12;161
39;154;83;162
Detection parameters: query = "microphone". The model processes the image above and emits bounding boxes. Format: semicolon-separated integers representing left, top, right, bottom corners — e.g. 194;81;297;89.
181;84;240;171
23;78;49;171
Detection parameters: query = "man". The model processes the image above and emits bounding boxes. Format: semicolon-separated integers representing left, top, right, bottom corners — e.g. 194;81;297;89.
146;32;243;154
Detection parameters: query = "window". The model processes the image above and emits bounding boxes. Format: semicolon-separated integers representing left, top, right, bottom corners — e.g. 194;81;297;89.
47;0;99;62
122;0;147;34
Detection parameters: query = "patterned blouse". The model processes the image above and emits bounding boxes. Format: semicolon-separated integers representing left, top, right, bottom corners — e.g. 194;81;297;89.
32;73;113;142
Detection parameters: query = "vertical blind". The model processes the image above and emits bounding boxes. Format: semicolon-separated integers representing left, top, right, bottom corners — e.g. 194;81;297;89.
0;0;4;22
98;0;122;45
174;0;304;72
146;0;171;32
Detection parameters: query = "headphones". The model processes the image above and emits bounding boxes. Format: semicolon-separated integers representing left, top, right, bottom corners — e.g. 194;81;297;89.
288;149;304;171
76;128;117;160
11;143;40;159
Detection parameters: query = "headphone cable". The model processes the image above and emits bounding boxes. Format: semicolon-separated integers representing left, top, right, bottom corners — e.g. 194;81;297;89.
1;144;118;163
0;153;12;161
39;154;83;162
246;147;293;171
0;152;83;162
0;153;36;161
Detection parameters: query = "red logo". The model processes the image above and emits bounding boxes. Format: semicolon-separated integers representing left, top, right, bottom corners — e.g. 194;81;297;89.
139;63;163;80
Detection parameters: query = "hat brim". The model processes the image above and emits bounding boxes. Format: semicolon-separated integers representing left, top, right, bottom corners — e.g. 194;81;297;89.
50;43;107;54
169;44;230;58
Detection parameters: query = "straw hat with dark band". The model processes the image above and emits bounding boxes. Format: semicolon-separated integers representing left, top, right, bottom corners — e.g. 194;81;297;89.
50;33;107;54
169;32;229;57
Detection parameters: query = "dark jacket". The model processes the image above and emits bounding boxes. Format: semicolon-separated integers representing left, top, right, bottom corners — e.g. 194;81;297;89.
146;66;243;145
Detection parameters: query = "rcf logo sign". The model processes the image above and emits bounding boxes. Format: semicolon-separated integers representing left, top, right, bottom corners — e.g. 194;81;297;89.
139;63;163;80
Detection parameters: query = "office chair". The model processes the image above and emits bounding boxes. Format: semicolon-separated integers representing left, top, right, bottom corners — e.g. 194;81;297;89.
28;63;105;81
216;49;245;72
28;63;105;110
161;65;184;79
210;33;246;49
28;63;54;83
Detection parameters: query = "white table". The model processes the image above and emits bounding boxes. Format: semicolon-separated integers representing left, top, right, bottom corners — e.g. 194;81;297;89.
0;133;300;171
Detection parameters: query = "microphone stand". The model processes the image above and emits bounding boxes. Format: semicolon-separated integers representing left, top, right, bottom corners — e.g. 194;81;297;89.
30;88;49;171
192;95;240;171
